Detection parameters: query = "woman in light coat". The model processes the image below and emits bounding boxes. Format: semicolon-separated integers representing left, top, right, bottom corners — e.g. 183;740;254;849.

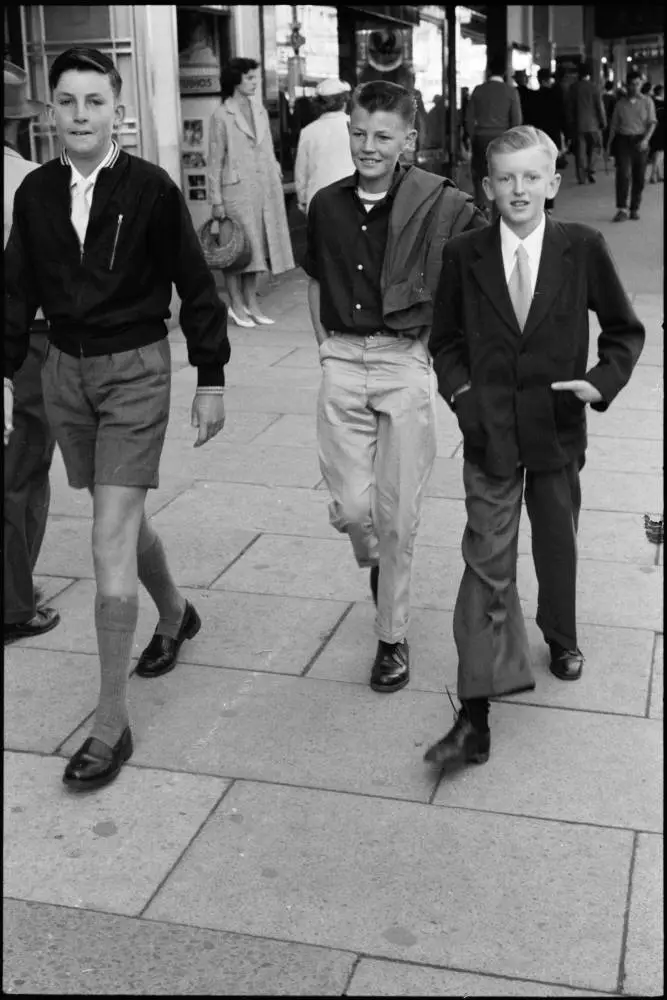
294;78;354;215
208;58;294;327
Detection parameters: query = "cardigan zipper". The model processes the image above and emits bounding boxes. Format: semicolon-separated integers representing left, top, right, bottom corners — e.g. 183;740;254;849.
109;214;123;271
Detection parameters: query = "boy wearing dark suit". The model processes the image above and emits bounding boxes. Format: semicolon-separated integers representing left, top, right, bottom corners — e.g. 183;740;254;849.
424;126;644;769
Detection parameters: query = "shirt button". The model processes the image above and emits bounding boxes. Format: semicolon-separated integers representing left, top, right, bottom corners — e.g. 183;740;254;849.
357;264;363;271
355;304;362;310
361;225;367;231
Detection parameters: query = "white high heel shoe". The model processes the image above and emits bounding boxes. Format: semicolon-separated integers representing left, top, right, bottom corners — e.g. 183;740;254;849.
228;306;255;328
247;309;275;325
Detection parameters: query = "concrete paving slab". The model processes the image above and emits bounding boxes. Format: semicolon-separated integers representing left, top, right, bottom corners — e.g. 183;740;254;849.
32;575;76;604
160;442;321;488
150;480;331;540
580;471;662;514
517;557;662;631
622;833;664;996
586;408;663;440
567;509;657;565
63;668;444;802
310;604;654;716
251;413;319;449
423;458;466;500
430;702;662;832
2;899;356;997
4;649;98;754
649;634;663;721
411;544;473;611
274;345;320;369
163;409;278;444
610;366;662;410
347;958;617;996
232;366;322;389
417;498;467;548
34;516;94;578
144;781;632;992
3;752;228;915
223;385;319;415
583;435;663;474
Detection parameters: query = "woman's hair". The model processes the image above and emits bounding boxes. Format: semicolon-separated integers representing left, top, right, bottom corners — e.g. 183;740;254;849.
316;92;348;115
486;125;559;172
350;80;416;128
220;57;259;99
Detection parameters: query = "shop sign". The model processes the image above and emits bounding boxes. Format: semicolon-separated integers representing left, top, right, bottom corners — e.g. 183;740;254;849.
180;71;220;94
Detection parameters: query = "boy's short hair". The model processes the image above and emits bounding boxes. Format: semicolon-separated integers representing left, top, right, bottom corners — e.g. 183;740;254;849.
220;57;259;99
486;126;559;172
49;47;122;98
350;81;416;128
626;70;642;84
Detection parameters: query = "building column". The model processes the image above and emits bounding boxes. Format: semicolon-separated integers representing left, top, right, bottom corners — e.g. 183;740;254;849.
232;5;261;61
533;4;554;69
134;4;181;186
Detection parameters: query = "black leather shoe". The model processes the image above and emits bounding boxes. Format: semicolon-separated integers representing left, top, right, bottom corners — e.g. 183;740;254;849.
424;706;490;770
135;601;201;678
370;639;409;693
548;641;584;681
370;566;379;607
4;606;60;645
63;727;133;792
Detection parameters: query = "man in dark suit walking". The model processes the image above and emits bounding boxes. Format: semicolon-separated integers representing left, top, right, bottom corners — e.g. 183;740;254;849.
527;67;568;211
424;126;644;771
567;61;606;184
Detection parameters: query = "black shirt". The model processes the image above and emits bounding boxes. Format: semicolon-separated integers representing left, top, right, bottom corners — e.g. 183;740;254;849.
302;166;407;333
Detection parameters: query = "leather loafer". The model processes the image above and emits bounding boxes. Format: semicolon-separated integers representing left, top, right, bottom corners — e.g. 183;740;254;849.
424;708;490;769
370;565;379;607
370;639;409;693
135;601;201;678
549;641;584;681
4;606;60;645
63;727;133;792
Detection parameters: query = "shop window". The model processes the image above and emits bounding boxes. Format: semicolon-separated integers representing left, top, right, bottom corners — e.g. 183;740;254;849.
19;4;141;163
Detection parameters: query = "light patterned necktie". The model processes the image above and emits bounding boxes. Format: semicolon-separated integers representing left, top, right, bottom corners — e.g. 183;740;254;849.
71;178;94;248
508;243;532;331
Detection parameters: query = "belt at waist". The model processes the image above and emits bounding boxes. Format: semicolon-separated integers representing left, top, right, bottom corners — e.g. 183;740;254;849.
328;329;416;339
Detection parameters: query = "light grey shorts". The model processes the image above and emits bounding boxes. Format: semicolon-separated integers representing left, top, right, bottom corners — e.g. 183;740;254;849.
41;339;171;490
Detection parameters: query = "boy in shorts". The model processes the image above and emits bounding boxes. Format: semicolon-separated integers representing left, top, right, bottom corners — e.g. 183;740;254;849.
4;48;230;791
424;126;644;770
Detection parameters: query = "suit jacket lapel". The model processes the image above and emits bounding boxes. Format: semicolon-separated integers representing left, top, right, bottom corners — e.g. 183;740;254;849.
471;221;520;334
522;218;573;340
226;97;257;141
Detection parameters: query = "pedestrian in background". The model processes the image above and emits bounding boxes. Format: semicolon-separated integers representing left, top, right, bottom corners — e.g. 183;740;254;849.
304;81;485;696
294;77;354;216
208;57;295;328
601;80;617;172
3;61;60;645
567;61;606;184
648;83;664;182
513;70;534;123
528;67;568;212
5;48;230;792
608;70;657;221
425;126;645;772
466;57;523;216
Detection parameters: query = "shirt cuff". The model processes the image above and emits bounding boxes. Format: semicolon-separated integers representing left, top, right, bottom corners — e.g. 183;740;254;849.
197;364;225;388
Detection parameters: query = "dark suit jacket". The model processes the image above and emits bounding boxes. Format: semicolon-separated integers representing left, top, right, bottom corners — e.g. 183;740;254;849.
428;219;645;478
528;87;568;148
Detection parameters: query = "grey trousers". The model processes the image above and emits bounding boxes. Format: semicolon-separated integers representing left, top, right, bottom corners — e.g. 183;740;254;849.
455;458;582;699
317;334;437;643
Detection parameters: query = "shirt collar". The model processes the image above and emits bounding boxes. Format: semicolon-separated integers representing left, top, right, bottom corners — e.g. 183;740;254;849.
500;213;546;264
341;162;406;200
64;139;119;189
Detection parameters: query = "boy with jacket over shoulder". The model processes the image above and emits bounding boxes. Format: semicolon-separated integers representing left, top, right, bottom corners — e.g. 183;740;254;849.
4;48;230;792
424;126;644;770
303;81;486;693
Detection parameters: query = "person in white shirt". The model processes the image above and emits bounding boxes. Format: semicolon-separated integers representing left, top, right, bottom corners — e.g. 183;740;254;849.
294;77;354;215
3;60;60;645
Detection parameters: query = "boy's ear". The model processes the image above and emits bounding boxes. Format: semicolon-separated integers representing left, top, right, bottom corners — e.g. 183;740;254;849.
403;128;418;152
482;175;495;201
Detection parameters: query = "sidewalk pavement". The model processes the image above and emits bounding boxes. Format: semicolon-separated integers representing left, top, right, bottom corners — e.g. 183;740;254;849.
4;169;663;996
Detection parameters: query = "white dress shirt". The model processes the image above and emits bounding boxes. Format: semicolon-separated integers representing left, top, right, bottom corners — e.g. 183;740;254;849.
500;214;546;296
69;140;117;247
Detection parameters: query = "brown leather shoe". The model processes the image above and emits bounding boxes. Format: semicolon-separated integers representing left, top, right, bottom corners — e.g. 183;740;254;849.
63;727;133;792
548;642;584;681
370;639;409;693
424;704;490;770
135;601;201;678
4;606;60;645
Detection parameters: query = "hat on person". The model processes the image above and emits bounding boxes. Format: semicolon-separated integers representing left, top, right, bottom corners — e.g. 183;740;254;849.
316;77;351;98
4;61;45;120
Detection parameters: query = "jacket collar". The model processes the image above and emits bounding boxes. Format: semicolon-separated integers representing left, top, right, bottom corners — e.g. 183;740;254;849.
60;138;121;172
471;216;573;338
224;96;268;144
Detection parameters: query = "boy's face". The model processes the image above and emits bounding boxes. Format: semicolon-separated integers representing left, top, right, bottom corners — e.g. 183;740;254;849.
348;106;416;192
51;69;123;166
483;146;560;235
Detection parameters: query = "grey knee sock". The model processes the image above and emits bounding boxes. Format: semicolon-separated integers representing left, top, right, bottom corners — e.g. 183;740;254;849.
137;534;186;639
90;594;139;748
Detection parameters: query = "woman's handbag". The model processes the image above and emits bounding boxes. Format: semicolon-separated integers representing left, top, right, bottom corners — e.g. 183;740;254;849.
198;216;252;273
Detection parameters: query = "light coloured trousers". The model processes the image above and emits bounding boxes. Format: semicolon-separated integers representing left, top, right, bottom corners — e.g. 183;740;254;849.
317;333;437;643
